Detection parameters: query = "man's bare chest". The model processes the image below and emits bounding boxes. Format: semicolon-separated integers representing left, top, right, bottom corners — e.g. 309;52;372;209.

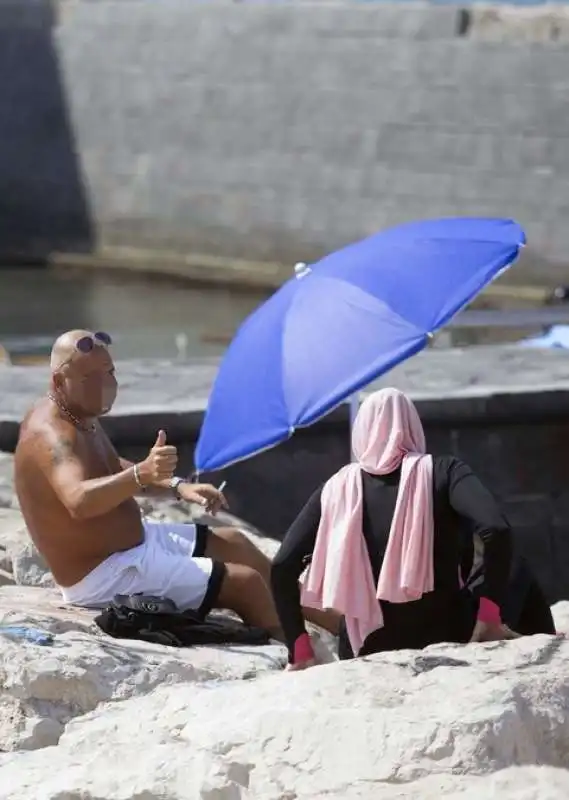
77;431;121;478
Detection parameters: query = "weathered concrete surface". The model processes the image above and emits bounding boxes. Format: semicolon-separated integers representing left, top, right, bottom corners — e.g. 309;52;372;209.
2;345;569;424
2;1;569;270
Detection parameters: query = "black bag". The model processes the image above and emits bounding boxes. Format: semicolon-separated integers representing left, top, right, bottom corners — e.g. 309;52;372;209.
94;594;271;647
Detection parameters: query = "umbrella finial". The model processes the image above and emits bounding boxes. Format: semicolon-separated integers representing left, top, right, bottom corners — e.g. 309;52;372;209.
294;262;311;279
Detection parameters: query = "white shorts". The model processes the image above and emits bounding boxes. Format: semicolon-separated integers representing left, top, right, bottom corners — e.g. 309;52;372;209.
60;519;224;614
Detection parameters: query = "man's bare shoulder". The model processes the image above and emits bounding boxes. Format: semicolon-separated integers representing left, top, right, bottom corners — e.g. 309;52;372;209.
17;400;79;468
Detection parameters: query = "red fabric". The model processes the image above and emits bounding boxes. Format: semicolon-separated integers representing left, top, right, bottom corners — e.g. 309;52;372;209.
478;596;502;625
293;633;315;663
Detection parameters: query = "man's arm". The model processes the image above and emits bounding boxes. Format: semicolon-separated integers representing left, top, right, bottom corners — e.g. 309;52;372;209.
119;457;227;513
37;426;142;519
119;457;173;497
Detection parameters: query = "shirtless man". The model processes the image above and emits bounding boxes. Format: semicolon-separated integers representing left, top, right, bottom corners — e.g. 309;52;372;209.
14;330;340;641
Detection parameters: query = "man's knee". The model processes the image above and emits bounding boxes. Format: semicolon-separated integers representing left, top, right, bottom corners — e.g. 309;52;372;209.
216;526;246;545
206;526;251;560
215;562;266;611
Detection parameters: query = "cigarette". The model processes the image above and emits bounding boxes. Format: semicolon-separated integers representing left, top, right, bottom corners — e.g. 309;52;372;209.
218;481;227;493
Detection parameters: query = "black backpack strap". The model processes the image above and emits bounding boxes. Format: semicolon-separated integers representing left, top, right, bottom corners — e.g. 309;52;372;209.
135;627;183;647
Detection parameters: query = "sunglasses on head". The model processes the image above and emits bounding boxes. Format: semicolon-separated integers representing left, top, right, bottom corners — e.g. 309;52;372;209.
74;331;113;353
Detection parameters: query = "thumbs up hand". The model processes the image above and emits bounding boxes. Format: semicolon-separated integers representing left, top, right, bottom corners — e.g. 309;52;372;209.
137;430;178;485
154;429;167;448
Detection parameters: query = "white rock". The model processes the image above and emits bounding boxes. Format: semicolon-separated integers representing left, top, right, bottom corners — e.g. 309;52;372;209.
0;508;26;571
0;507;54;588
552;600;569;634
446;766;569;799
0;569;14;588
0;585;287;753
10;541;54;589
0;633;568;798
0;453;14;509
0;507;52;590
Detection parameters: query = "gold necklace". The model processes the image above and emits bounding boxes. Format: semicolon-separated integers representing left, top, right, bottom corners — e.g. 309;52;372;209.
47;393;96;433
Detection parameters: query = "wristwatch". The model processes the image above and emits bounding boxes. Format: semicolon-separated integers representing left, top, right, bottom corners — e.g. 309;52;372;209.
168;476;186;498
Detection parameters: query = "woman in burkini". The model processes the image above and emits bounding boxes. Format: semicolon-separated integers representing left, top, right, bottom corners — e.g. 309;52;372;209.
271;388;555;669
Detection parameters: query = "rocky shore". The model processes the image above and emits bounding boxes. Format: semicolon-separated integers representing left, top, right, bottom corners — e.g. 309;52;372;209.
0;452;568;797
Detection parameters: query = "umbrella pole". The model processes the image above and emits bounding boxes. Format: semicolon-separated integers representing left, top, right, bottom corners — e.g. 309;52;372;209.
349;393;359;462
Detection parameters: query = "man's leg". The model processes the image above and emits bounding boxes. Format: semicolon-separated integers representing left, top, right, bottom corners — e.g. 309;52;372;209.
204;526;341;636
136;529;287;643
212;562;285;642
204;526;271;580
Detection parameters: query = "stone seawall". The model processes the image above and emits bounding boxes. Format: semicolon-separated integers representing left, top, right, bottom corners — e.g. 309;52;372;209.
1;0;569;270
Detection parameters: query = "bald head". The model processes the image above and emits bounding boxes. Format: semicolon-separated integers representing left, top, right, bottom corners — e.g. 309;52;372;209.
50;330;96;372
49;330;117;418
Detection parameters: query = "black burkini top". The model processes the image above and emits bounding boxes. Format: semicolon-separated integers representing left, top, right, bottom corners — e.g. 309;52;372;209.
271;455;512;660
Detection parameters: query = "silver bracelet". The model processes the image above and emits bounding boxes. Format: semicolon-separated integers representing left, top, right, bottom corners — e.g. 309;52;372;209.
133;463;145;490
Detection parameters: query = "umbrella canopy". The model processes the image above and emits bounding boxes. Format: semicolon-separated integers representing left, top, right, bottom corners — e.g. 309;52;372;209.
195;217;525;473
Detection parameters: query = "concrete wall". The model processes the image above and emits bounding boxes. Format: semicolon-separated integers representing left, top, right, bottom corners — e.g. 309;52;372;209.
2;0;569;265
0;0;93;255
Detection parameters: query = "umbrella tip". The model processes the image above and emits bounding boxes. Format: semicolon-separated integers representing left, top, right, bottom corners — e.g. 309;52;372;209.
294;262;311;279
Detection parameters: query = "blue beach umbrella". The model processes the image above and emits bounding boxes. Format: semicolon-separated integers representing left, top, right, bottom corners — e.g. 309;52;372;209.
195;217;525;473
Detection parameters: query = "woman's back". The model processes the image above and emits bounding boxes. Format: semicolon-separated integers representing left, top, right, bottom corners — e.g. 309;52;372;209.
271;453;511;659
271;388;514;666
346;454;510;656
360;454;507;587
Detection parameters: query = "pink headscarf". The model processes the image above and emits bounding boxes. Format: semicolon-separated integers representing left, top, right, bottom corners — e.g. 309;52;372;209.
301;388;434;654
